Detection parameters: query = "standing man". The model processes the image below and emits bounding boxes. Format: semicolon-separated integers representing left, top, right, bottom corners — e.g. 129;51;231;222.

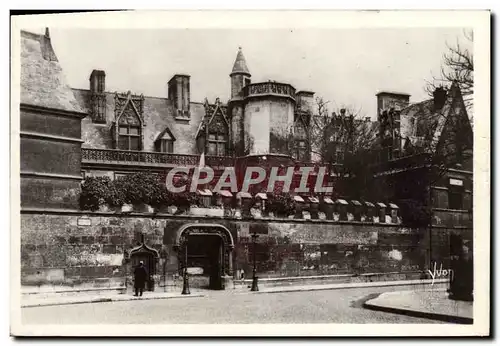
134;261;148;297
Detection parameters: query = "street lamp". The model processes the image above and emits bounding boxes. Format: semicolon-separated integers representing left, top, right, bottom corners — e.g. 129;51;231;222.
182;238;190;295
251;232;259;291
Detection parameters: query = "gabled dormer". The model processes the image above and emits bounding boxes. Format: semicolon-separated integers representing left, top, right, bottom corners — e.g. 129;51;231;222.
112;91;145;150
196;98;230;155
154;127;176;154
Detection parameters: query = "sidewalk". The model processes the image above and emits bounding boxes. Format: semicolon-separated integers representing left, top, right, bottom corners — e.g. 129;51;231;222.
363;289;473;324
21;291;205;308
21;278;448;308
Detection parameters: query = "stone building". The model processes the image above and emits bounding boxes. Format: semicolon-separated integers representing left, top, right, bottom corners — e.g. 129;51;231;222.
19;28;472;293
78;47;315;180
20;28;87;211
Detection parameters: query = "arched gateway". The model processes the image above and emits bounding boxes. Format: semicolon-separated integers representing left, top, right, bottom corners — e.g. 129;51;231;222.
174;223;234;290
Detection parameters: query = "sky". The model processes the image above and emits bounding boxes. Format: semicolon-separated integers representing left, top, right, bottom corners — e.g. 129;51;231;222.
46;27;472;119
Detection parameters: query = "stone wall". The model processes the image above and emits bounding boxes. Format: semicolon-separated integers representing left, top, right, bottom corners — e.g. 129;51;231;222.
20;107;84;210
20;212;471;288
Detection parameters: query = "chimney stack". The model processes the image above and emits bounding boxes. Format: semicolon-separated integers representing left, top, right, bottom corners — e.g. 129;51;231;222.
90;70;106;93
433;86;447;110
89;70;106;123
168;74;191;121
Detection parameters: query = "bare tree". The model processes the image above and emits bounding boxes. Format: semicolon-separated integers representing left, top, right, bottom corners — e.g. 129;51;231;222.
426;30;474;112
309;97;378;196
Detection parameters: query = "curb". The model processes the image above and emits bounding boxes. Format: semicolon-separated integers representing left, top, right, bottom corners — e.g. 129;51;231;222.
362;300;473;324
252;278;448;294
21;293;205;308
21;278;448;308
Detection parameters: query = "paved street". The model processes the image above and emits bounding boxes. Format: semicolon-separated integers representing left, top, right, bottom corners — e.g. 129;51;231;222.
22;285;444;324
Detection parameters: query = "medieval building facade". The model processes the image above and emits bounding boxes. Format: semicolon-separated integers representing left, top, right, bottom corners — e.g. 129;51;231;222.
19;28;473;292
78;47;316;182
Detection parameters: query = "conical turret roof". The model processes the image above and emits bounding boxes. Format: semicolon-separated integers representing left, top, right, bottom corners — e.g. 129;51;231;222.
231;47;251;76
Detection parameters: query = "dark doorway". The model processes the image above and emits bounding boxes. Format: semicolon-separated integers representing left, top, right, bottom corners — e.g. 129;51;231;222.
175;223;234;291
186;234;224;290
127;243;159;292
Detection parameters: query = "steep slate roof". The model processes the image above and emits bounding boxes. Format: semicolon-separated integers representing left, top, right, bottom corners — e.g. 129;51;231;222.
74;88;205;153
231;47;250;76
399;82;467;153
20;29;83;113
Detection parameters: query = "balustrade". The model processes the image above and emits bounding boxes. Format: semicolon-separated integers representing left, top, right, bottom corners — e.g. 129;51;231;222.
82;148;234;167
244;82;296;99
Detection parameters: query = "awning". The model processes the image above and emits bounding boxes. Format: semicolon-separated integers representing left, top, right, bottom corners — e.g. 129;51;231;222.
377;202;387;208
388;203;399;209
218;190;233;198
309;197;319;204
256;193;268;200
351;200;362;206
323;197;335;205
237;192;252;199
293;195;305;203
364;201;375;207
336;199;349;205
197;189;213;196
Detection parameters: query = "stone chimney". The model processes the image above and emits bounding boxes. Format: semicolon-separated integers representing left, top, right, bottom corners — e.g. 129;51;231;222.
89;70;106;123
168;74;191;122
433;86;447;110
376;91;410;114
90;70;105;93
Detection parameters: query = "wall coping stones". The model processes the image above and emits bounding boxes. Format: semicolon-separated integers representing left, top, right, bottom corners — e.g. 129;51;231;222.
20;208;473;230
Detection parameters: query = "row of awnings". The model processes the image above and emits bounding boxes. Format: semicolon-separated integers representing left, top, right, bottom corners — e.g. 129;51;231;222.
196;189;398;208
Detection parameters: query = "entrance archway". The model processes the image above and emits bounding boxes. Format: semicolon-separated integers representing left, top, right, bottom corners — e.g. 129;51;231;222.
124;236;160;291
174;223;234;290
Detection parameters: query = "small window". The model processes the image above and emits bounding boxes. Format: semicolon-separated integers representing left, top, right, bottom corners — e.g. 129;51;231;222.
208;142;217;156
209;134;216;140
217;142;226;156
448;187;464;210
130;137;140;151
159;139;174;153
129;128;139;135
119;126;128;135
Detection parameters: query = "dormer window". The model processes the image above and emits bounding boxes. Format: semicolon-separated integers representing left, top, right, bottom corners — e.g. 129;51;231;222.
155;127;176;154
159;139;174;153
208;133;227;156
118;124;141;150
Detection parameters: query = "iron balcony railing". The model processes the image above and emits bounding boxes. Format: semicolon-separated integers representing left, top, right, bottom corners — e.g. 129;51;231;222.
82;148;235;168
